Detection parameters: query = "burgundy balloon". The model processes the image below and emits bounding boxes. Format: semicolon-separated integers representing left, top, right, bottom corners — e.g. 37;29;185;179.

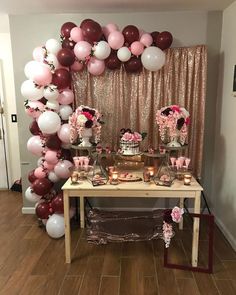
51;194;64;213
28;169;37;183
155;31;173;50
32;178;52;196
81;20;102;43
105;51;121;70
62;38;76;50
45;134;61;150
80;19;94;27
57;48;75;67
151;31;160;45
29;120;41;135
60;22;77;38
122;25;139;45
52;68;71;90
124;56;142;73
36;202;52;219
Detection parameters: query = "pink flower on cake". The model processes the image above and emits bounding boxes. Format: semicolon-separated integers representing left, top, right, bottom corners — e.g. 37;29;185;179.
171;206;184;223
81;111;93;121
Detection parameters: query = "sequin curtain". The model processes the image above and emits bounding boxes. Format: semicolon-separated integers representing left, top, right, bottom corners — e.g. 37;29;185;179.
72;45;207;178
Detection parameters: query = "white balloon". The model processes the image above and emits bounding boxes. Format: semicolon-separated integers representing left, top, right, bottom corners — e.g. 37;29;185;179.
117;47;131;62
48;171;60;183
46;214;65;238
21;80;44;101
46;100;60;111
141;46;166;71
45;53;60;70
44;85;59;101
59;105;73;120
45;39;61;55
38;111;61;134
24;61;40;79
94;41;111;60
25;186;41;203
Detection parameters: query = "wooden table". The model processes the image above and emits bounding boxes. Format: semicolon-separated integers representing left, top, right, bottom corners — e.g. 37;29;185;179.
62;176;203;265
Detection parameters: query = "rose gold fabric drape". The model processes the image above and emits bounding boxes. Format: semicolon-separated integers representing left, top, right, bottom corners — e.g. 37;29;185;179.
72;45;207;178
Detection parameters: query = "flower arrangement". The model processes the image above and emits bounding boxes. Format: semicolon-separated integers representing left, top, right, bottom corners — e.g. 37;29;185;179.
156;105;190;146
120;128;147;143
69;105;103;144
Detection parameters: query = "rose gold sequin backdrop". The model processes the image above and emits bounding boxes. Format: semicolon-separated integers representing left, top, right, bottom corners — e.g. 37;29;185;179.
72;45;207;178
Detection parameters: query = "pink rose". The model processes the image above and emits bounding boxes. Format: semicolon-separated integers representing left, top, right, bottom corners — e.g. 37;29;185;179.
171;206;184;223
122;132;133;141
81;111;93;120
133;132;142;142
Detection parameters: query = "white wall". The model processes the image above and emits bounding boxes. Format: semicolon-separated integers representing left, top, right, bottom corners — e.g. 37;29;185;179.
8;11;221;211
211;2;236;250
0;15;20;187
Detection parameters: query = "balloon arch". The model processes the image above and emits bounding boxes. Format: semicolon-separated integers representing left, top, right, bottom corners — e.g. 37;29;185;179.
22;19;173;238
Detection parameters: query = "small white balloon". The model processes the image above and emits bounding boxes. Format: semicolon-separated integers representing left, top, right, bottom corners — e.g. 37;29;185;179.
48;171;60;183
59;105;73;120
117;47;131;62
24;61;40;79
25;186;41;203
38;111;61;134
21;80;44;101
141;46;166;71
45;39;61;55
45;53;60;70
46;100;60;111
94;41;111;60
46;214;65;238
44;85;59;101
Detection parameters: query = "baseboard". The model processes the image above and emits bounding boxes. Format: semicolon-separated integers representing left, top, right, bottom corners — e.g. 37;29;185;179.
22;207;35;214
212;212;236;252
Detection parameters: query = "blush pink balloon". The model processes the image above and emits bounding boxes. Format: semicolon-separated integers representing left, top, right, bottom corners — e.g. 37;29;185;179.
87;57;105;76
70;27;84;42
74;41;92;61
57;124;70;144
25;101;44;118
70;60;84;72
57;89;74;105
33;47;46;62
130;41;144;56
27;136;43;156
108;31;124;50
103;23;118;39
54;160;73;179
45;150;59;164
32;64;52;86
140;33;153;47
34;166;47;179
43;161;55;171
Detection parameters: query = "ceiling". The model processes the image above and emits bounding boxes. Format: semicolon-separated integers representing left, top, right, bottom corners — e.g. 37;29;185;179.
0;0;234;14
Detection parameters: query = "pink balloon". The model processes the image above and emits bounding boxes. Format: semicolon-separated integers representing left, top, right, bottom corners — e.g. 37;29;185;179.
34;166;47;179
25;101;44;118
45;150;59;164
57;124;71;144
70;27;84;42
43;161;55;171
57;89;74;105
87;57;105;76
74;41;92;61
130;41;144;56
54;160;73;179
108;31;124;50
32;64;52;86
103;23;118;39
140;33;153;47
33;47;46;62
27;136;44;156
70;60;84;72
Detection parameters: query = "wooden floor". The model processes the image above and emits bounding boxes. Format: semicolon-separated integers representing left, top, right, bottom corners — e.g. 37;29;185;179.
0;191;236;295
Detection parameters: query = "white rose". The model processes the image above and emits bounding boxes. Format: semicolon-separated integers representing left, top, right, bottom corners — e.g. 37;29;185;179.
77;114;87;125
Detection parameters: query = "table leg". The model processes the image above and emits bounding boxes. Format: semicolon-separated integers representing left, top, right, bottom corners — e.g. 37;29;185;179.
192;191;201;267
179;198;184;230
80;196;85;228
63;190;71;263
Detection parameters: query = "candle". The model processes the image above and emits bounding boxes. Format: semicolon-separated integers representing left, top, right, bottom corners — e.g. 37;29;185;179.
184;174;192;185
147;166;155;178
71;171;78;184
143;168;151;182
110;171;119;185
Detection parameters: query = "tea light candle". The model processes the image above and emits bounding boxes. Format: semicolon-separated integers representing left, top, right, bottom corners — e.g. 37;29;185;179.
148;166;155;178
184;174;192;185
110;171;119;185
71;171;78;184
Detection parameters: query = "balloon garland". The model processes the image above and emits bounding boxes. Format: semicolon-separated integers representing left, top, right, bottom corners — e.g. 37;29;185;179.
22;19;173;238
